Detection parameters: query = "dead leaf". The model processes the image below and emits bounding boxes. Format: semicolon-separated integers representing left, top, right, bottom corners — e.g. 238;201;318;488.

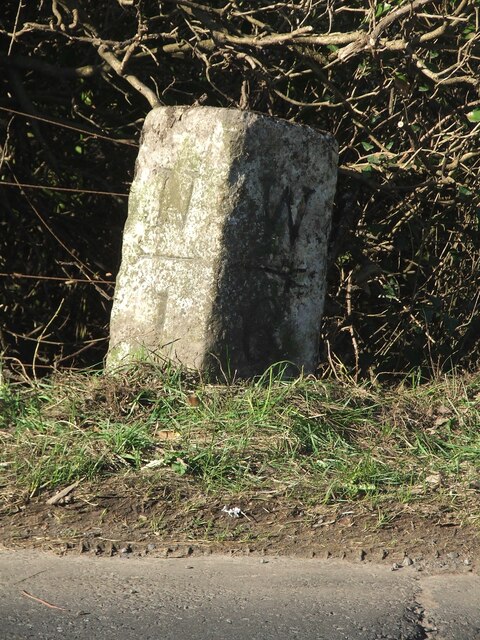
186;394;200;407
46;480;80;505
141;459;164;470
155;430;180;441
425;473;442;487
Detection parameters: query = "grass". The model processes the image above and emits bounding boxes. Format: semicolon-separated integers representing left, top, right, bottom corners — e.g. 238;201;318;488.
1;363;479;517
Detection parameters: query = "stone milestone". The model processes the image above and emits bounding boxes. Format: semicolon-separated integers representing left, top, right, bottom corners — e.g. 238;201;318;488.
107;106;338;376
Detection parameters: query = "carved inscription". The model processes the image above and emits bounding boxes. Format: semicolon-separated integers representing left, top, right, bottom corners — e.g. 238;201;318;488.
276;186;315;246
264;181;316;250
156;168;197;229
154;290;169;336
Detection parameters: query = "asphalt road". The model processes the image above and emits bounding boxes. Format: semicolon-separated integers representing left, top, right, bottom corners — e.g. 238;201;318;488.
1;551;479;639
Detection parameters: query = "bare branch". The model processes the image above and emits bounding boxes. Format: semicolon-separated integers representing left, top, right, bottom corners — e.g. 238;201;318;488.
96;45;161;108
3;54;101;78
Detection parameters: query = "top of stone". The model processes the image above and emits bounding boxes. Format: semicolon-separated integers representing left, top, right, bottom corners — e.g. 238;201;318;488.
145;105;337;149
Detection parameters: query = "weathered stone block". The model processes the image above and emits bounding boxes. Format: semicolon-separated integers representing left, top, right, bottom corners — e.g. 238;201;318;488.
107;106;338;376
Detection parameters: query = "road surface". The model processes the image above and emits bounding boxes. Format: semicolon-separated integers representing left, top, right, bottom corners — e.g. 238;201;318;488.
1;550;479;639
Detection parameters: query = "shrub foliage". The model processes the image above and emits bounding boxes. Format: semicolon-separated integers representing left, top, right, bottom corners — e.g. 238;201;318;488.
1;0;479;377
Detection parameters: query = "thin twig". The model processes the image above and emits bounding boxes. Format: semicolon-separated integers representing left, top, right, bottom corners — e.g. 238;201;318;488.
0;180;129;198
0;273;114;285
32;299;65;381
21;590;66;611
7;0;25;56
0;106;138;147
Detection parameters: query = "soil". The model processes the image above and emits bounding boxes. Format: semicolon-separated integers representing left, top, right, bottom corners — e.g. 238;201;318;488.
1;471;478;574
